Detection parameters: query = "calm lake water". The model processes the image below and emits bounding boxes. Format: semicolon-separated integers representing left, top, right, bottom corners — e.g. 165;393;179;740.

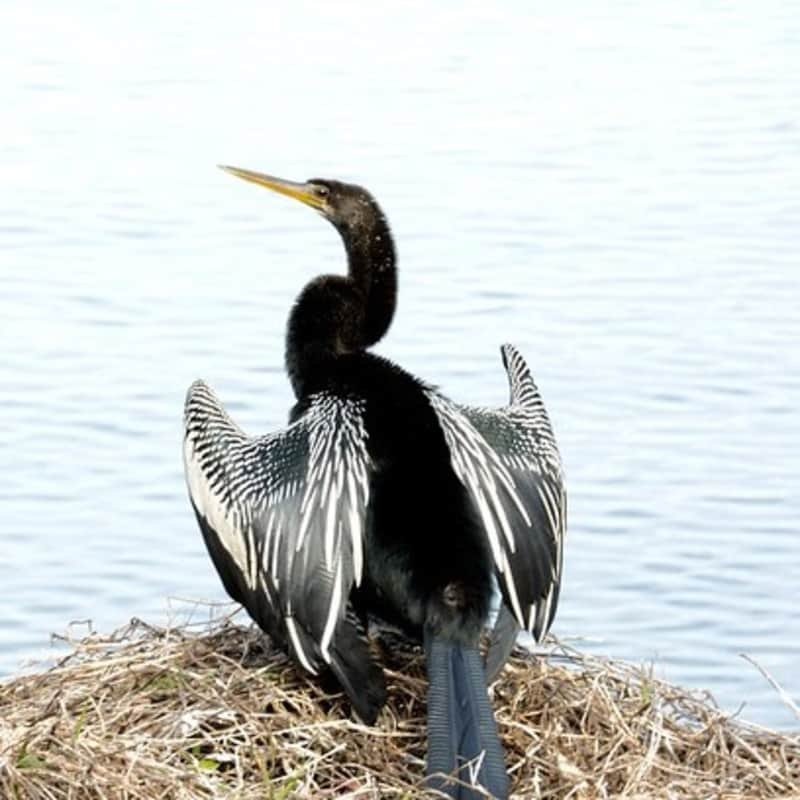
1;2;799;730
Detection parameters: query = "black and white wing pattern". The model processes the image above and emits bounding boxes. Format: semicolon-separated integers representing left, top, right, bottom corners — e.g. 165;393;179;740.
426;344;566;645
183;381;371;678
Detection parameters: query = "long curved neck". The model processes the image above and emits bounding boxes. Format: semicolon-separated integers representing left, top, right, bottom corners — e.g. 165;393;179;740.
285;213;397;399
345;214;396;348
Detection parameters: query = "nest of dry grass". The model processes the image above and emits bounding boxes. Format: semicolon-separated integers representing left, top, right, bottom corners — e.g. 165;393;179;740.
1;615;798;800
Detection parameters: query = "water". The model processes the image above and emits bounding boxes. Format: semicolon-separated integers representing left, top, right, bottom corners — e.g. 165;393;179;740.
1;2;799;730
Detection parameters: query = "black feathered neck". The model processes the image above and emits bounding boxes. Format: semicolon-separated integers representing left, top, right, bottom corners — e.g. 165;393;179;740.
284;184;397;398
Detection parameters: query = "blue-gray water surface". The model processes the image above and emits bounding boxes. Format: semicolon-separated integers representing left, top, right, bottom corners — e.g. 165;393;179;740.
1;2;799;730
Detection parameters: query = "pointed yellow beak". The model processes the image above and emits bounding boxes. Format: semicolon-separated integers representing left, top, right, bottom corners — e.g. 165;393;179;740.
218;165;325;210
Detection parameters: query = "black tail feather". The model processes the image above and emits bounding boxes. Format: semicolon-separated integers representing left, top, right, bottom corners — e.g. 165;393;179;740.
485;604;520;684
425;631;509;799
329;620;387;725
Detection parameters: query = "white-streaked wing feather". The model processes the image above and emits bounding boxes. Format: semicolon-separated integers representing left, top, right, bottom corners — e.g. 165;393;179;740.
183;380;371;674
426;343;566;642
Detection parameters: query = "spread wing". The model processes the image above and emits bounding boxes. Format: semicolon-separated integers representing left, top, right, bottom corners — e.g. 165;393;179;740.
426;344;566;657
182;381;372;677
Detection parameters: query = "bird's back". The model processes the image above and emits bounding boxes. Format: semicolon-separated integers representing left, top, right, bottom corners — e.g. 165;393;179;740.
296;352;495;643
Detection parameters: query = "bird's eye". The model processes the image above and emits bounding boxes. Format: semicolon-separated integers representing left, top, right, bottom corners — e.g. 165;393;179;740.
315;185;329;198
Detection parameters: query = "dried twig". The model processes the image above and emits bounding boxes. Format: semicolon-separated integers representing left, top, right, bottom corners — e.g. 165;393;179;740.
740;653;800;724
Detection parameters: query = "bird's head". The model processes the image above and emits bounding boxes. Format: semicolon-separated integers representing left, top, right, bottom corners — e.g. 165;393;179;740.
218;165;384;241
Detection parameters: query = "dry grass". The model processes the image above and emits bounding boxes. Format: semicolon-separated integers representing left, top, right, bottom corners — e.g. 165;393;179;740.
1;615;798;800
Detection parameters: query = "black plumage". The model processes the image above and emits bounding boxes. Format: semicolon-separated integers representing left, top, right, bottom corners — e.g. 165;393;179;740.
183;167;566;799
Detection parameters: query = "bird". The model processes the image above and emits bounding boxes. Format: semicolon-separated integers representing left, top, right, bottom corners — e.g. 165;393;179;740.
182;166;566;800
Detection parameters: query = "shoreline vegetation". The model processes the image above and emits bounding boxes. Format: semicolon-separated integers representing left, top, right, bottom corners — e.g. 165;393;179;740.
1;615;798;799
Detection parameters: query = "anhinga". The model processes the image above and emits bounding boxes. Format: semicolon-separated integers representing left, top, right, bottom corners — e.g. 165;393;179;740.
183;166;566;800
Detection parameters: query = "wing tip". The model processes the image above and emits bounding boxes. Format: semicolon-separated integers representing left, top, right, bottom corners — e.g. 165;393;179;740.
185;377;210;400
184;378;218;419
499;342;526;371
499;342;514;374
499;343;542;410
499;341;519;358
